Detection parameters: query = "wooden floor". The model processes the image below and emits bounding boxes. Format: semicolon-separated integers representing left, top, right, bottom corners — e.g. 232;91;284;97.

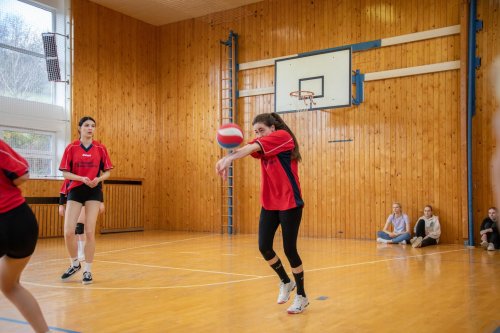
1;231;499;333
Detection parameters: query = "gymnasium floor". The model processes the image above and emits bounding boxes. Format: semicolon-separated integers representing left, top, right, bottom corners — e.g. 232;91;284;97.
0;231;499;332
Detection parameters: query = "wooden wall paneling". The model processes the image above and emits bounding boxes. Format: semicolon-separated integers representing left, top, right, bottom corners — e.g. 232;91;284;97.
20;179;62;197
452;71;461;242
71;0;158;230
473;0;500;242
323;112;329;239
101;183;144;233
32;0;496;243
160;24;176;231
29;204;63;238
71;0;99;121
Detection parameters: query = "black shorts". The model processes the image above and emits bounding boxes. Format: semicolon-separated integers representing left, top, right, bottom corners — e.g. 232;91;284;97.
67;185;103;204
0;202;39;259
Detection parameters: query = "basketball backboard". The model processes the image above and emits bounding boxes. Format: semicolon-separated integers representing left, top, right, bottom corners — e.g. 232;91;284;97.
274;48;352;113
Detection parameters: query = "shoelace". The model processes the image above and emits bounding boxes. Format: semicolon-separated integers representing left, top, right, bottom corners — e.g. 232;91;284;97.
65;266;77;274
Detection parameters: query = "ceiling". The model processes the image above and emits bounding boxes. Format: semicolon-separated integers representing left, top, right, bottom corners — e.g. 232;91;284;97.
88;0;263;26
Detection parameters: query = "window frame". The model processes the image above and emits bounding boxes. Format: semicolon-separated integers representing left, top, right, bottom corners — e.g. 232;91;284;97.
0;0;71;179
0;0;57;104
0;125;57;177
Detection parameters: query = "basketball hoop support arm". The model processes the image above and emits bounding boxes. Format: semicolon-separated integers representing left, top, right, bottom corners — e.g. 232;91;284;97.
352;69;364;105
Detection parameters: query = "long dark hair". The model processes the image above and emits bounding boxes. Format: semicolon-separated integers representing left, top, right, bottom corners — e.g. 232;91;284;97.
252;113;302;162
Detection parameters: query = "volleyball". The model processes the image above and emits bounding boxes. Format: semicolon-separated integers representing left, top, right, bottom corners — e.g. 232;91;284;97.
216;123;244;149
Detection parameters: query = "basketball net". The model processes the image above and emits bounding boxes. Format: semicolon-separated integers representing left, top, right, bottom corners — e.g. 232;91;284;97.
289;90;316;112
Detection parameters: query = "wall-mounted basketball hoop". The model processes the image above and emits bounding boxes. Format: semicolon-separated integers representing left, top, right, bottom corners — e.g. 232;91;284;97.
289;90;316;112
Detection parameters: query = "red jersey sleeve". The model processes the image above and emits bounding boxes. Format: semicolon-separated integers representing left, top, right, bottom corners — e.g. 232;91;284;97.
248;139;264;159
59;143;74;172
0;140;29;180
60;179;70;195
251;130;294;157
98;144;113;171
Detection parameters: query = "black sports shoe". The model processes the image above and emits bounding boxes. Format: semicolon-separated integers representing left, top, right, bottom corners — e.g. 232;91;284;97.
61;263;81;281
82;271;93;285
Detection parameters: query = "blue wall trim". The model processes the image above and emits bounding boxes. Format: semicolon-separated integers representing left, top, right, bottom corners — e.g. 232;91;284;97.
467;0;479;246
298;40;381;58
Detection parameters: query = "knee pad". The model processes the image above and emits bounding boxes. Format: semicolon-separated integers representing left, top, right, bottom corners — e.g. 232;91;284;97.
75;223;85;235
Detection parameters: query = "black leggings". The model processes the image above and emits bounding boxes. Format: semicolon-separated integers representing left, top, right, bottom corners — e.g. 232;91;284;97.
258;206;303;268
415;219;438;247
485;230;500;248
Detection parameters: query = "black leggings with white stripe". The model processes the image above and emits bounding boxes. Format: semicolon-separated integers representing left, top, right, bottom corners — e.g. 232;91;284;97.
258;206;303;268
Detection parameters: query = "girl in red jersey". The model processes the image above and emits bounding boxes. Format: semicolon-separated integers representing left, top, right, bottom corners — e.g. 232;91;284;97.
0;139;50;332
215;113;308;314
58;179;105;261
59;116;113;284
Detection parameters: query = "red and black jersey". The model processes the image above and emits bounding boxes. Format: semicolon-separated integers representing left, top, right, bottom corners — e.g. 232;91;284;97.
59;179;70;205
60;179;70;196
249;130;304;211
59;140;113;192
0;140;29;213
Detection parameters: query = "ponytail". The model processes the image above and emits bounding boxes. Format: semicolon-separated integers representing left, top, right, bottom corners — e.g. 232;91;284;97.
252;113;302;162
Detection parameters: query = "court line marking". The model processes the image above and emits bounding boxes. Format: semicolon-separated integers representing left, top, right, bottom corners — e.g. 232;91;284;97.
23;276;265;290
94;235;213;255
22;248;469;291
302;248;469;274
94;259;264;277
0;316;80;333
28;235;212;267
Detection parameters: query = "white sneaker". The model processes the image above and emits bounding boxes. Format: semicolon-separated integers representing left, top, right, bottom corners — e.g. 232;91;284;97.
287;294;309;314
412;236;423;248
376;237;388;244
487;243;495;251
399;240;407;245
481;241;489;249
277;281;296;304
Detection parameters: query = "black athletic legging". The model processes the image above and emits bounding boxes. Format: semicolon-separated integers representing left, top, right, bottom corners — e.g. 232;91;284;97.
258;206;303;268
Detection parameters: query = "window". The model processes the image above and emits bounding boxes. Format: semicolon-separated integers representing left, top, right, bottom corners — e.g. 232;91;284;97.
0;0;70;179
0;126;56;177
0;0;55;103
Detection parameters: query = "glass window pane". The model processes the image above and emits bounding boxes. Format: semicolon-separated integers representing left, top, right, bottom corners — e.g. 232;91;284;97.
0;48;52;103
0;0;53;54
25;157;52;176
1;127;55;177
2;129;52;152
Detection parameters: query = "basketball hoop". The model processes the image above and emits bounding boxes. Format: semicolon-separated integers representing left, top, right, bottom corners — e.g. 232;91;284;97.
289;90;316;112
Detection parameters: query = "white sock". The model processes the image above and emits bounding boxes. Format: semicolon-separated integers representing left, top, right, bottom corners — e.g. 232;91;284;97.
85;262;92;272
77;240;85;256
71;258;79;267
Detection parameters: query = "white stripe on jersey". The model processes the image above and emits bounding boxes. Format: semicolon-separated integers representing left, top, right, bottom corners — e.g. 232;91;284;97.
257;137;293;155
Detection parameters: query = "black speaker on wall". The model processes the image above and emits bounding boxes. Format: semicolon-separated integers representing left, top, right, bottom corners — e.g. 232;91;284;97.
41;32;66;83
